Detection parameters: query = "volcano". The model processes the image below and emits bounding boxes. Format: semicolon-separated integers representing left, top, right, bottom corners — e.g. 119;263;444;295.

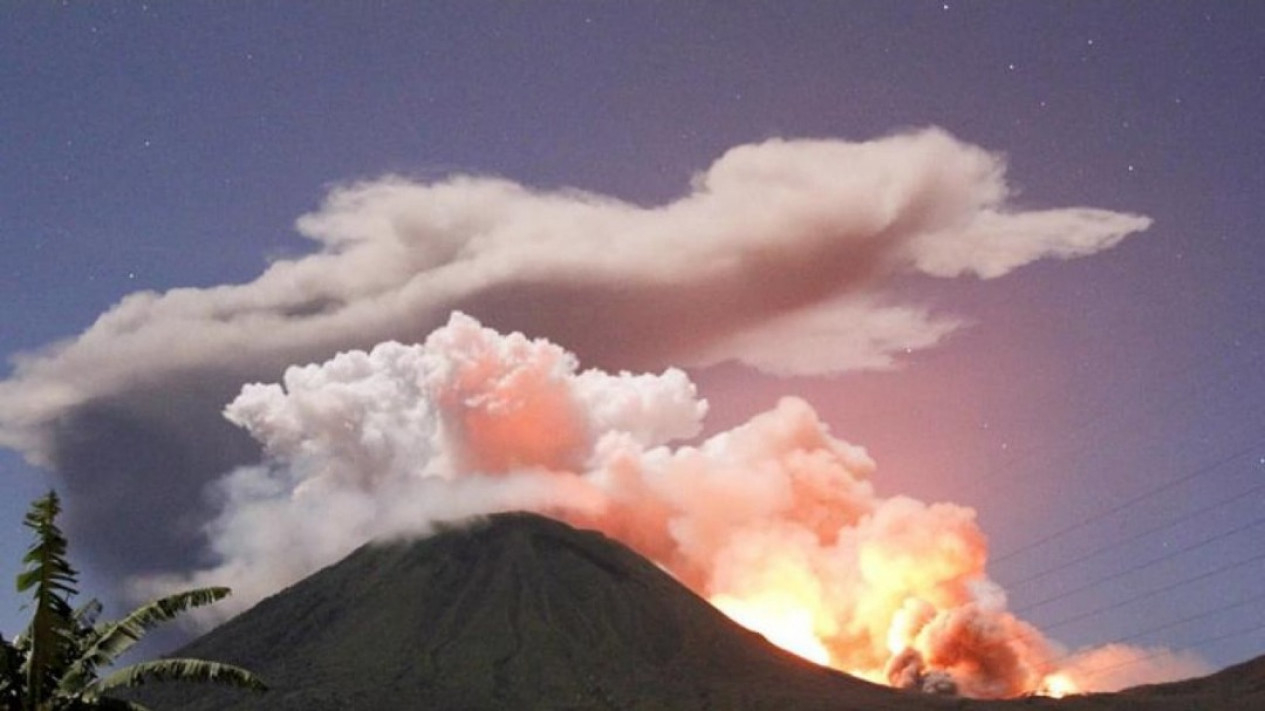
135;512;1262;710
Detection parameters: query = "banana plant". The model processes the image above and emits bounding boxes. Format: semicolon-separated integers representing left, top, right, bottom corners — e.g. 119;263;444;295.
1;492;265;711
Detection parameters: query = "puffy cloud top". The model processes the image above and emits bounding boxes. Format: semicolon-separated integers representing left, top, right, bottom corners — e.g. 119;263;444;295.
0;128;1149;464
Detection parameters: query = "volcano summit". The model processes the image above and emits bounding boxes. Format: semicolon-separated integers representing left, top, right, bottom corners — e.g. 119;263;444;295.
136;512;908;710
135;513;1262;711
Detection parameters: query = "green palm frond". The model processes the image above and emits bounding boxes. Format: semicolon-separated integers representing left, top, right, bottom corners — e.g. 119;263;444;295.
72;600;104;631
7;492;265;709
94;697;153;711
17;491;78;708
86;658;267;697
17;493;77;602
60;588;231;693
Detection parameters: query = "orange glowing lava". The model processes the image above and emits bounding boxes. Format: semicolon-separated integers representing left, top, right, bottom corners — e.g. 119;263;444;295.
710;594;832;667
1037;673;1080;698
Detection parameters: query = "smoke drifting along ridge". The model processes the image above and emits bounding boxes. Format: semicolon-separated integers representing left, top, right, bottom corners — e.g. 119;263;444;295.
138;314;1205;698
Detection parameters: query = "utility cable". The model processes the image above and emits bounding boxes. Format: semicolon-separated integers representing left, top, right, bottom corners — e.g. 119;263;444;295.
1041;548;1265;632
991;439;1264;566
1044;587;1265;670
1074;619;1265;682
967;330;1265;506
1005;477;1265;590
1107;589;1265;647
1015;514;1265;614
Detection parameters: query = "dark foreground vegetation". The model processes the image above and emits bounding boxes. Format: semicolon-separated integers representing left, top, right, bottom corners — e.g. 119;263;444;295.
0;492;265;711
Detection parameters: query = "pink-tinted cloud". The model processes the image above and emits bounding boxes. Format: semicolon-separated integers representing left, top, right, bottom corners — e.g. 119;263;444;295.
0;128;1149;620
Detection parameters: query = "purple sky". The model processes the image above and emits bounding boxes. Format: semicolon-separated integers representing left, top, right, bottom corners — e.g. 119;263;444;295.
2;1;1262;675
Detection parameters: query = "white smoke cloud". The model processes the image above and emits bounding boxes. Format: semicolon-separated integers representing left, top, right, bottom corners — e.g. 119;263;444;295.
1054;643;1211;694
0;128;1169;697
136;314;1200;699
0;128;1150;465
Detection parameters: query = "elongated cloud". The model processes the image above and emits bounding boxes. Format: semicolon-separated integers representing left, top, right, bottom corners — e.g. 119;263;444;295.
0;128;1149;594
137;314;1205;698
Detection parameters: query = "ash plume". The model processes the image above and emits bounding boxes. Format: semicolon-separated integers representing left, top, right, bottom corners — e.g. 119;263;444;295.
0;129;1164;695
137;314;1205;697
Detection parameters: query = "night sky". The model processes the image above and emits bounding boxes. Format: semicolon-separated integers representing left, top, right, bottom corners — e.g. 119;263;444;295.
2;1;1263;679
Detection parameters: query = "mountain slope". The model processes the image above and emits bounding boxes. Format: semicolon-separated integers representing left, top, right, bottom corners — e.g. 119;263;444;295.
1106;653;1265;709
135;512;939;710
133;512;1263;711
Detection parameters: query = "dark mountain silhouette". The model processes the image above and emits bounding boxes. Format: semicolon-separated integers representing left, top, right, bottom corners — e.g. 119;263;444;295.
133;512;1263;711
1109;653;1265;709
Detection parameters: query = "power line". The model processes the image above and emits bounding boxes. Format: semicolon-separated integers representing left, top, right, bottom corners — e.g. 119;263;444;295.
991;439;1263;566
1015;514;1265;615
1108;588;1265;648
1041;548;1265;633
1074;619;1265;683
1041;581;1265;671
974;334;1265;574
1006;477;1265;590
964;329;1265;509
945;334;1265;682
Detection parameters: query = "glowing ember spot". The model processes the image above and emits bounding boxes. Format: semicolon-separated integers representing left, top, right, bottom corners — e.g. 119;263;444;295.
885;598;934;656
1037;673;1079;698
711;594;832;667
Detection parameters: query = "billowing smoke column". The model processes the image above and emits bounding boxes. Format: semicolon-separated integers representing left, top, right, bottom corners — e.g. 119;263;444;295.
0;128;1194;696
137;314;1204;698
0;128;1151;584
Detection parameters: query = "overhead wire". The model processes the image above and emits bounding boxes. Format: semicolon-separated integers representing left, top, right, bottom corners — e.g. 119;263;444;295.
953;340;1265;669
1040;548;1265;633
966;324;1265;514
1042;587;1265;672
858;324;1265;670
1005;476;1265;590
1074;619;1265;683
991;437;1265;566
1014;512;1265;615
1106;588;1265;648
984;397;1265;655
983;342;1265;571
881;317;1265;684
